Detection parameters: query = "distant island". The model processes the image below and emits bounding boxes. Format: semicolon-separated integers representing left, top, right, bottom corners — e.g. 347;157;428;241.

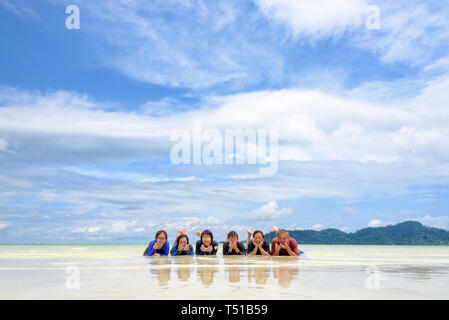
264;221;449;245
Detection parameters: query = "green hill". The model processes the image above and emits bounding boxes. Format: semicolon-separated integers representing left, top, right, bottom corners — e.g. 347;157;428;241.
264;221;449;245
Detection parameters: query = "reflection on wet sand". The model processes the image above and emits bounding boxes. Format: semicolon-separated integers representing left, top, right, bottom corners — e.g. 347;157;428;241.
147;256;301;288
272;257;299;288
248;265;270;286
176;256;193;281
246;257;271;286
2;245;449;299
148;256;171;286
224;256;242;283
197;256;219;286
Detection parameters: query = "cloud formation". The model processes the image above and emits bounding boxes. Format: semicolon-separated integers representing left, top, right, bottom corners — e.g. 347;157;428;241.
250;201;294;221
1;1;449;242
69;0;282;89
1;74;449;241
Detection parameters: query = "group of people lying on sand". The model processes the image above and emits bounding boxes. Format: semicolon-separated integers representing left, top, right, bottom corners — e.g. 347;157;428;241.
143;226;304;257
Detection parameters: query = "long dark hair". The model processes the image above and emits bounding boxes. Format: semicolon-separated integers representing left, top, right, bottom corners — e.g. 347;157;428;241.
155;229;167;241
200;229;214;244
176;234;189;245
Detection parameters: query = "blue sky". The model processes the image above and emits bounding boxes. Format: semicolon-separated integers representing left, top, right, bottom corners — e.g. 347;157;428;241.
1;0;449;243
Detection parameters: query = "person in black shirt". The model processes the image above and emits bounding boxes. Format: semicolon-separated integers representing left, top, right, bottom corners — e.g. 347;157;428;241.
245;229;270;256
195;229;218;255
223;230;245;255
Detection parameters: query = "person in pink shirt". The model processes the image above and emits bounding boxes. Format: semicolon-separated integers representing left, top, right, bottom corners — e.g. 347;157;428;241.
270;226;300;256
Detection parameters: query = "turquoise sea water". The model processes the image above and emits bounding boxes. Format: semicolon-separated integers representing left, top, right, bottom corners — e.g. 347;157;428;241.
1;244;449;299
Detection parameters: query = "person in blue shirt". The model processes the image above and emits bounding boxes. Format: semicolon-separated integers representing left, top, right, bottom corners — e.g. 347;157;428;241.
170;234;194;256
143;229;169;256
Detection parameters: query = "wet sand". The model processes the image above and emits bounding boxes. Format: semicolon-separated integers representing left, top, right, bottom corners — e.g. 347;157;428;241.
1;244;448;299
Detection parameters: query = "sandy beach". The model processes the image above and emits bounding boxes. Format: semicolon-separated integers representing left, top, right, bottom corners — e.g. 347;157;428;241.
1;244;448;299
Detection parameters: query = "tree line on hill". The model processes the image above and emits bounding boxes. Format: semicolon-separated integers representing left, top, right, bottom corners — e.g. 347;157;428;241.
264;221;449;245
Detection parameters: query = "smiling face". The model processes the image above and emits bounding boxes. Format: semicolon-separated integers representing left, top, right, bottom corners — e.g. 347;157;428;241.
253;232;264;245
156;233;166;246
202;235;212;247
278;232;289;245
178;237;188;248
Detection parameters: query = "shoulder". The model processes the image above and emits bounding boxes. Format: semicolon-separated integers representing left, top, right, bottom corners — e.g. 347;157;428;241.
289;238;298;245
271;237;278;244
196;240;202;245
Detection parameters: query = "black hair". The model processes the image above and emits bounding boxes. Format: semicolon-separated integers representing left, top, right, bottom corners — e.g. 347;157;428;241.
227;230;238;240
200;229;214;245
176;233;189;245
252;230;264;239
155;229;167;240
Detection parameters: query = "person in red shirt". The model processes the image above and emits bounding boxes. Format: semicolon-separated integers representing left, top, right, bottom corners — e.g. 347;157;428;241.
270;227;299;256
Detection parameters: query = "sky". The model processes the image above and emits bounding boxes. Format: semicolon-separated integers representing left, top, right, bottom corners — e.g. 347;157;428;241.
1;0;449;243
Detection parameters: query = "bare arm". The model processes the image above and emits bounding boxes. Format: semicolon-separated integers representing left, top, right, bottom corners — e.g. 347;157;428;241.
272;243;280;256
259;243;270;256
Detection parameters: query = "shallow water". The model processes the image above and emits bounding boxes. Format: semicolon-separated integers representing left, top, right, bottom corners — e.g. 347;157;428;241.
1;244;448;299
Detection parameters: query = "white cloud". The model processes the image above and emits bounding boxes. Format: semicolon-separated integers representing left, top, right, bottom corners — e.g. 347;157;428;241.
69;0;282;89
0;137;8;152
1;82;449;212
411;215;449;230
71;227;87;233
0;0;37;18
204;216;222;226
355;1;449;66
87;226;101;233
342;206;359;216
367;219;387;227
254;0;449;67
139;98;185;117
250;201;294;220
0;223;7;229
283;223;303;230
254;0;368;38
110;220;137;233
311;223;325;230
2;72;449;241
